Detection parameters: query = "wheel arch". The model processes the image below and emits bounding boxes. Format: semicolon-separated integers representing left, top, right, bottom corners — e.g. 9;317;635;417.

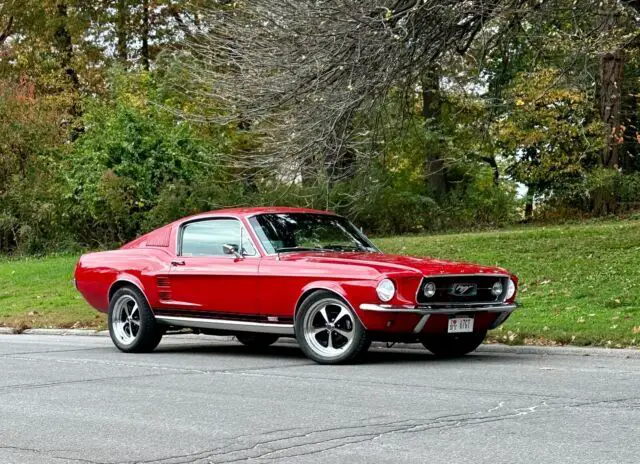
108;276;153;312
294;284;366;328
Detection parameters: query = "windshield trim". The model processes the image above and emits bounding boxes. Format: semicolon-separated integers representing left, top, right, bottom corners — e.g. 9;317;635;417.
247;213;381;257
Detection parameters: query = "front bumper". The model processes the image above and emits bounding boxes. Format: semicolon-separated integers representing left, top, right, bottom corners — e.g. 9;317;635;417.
359;302;518;334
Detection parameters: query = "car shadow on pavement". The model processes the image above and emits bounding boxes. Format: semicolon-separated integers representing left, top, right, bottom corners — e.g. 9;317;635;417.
154;342;309;359
153;340;510;365
361;349;509;365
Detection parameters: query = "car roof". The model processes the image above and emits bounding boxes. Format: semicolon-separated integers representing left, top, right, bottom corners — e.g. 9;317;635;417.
121;207;341;250
178;206;338;222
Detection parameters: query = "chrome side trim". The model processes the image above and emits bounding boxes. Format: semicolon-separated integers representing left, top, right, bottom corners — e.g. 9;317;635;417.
155;315;294;335
360;303;517;315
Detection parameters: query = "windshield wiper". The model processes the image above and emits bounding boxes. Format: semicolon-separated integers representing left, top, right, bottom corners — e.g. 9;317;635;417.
275;246;328;253
321;244;366;252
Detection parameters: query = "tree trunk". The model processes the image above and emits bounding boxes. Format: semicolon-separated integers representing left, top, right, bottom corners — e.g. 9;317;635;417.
141;0;150;71
593;0;626;216
0;16;13;45
623;81;638;172
422;70;447;198
116;0;128;65
323;112;357;183
54;1;82;139
54;2;79;90
593;47;624;215
524;188;534;221
600;49;624;169
481;156;500;185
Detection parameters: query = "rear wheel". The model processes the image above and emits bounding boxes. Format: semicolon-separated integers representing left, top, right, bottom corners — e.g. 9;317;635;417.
108;286;163;353
236;333;279;348
420;331;486;358
295;291;369;364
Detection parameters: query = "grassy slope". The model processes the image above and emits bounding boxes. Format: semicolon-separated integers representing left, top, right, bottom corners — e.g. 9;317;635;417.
1;220;639;346
0;255;104;329
377;220;640;347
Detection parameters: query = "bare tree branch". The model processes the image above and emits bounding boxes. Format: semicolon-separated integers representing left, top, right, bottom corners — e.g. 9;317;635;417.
177;0;534;181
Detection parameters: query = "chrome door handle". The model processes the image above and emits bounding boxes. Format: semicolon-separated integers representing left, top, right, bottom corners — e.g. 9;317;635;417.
171;260;185;266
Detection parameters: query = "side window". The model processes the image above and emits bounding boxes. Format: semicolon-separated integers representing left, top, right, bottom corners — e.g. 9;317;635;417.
180;219;256;257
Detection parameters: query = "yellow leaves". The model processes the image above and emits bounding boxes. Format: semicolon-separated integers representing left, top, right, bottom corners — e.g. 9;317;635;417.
515;99;525;106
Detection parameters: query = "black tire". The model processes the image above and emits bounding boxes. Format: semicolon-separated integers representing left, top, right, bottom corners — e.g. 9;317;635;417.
108;286;164;353
236;333;279;348
295;290;369;364
420;331;486;358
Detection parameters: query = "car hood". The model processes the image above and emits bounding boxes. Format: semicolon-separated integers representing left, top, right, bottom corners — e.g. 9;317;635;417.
278;251;511;277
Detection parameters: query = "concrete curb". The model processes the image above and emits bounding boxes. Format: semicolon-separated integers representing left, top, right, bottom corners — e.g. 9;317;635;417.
2;327;640;358
0;328;108;336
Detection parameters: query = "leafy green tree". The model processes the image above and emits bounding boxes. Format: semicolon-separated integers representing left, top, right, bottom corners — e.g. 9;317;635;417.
66;71;237;246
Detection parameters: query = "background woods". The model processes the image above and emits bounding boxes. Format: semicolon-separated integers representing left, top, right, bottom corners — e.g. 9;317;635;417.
1;0;640;253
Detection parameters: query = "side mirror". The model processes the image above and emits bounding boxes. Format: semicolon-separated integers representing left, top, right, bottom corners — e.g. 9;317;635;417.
223;244;244;259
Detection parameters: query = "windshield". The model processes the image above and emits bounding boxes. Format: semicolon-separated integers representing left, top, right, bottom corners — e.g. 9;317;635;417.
248;213;379;254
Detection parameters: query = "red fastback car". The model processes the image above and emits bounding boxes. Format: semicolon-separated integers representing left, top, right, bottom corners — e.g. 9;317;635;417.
75;207;518;364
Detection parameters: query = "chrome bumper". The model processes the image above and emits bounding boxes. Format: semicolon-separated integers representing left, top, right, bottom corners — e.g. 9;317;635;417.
359;303;517;315
359;303;518;334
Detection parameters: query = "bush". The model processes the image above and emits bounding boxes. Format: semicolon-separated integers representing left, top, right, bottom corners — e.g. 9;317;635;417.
65;71;234;247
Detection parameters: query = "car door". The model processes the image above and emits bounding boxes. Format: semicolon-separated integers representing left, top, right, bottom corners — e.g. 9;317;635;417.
168;217;260;316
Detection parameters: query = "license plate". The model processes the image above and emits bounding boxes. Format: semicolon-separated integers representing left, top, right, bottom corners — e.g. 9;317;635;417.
448;317;474;333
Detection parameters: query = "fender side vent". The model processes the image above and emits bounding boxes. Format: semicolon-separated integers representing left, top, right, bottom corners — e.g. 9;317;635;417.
156;276;171;301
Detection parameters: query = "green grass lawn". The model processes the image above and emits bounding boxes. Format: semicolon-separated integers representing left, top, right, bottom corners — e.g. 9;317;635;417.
1;219;640;347
0;255;105;330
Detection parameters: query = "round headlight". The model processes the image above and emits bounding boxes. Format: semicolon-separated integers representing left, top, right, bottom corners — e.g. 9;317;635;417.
491;281;503;297
505;279;516;300
376;279;395;302
423;281;437;298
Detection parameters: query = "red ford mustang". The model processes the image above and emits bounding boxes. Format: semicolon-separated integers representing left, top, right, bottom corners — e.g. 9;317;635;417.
75;207;518;364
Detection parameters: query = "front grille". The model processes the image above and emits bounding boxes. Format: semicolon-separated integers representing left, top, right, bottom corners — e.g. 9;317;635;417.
416;275;508;305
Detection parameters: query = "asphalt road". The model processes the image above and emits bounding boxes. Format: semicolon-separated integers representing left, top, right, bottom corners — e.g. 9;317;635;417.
1;335;639;464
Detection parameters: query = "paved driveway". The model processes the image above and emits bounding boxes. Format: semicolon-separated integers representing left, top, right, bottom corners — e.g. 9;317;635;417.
0;334;639;463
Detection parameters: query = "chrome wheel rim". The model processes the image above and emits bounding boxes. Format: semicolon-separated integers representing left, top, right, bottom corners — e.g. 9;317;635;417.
303;298;356;358
112;295;141;346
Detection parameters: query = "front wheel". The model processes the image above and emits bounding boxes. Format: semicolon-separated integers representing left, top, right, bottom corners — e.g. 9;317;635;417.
420;331;486;358
108;287;164;353
295;291;370;364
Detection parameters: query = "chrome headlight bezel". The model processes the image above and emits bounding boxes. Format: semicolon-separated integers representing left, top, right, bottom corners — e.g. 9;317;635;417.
491;281;504;297
423;281;437;298
376;279;396;302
